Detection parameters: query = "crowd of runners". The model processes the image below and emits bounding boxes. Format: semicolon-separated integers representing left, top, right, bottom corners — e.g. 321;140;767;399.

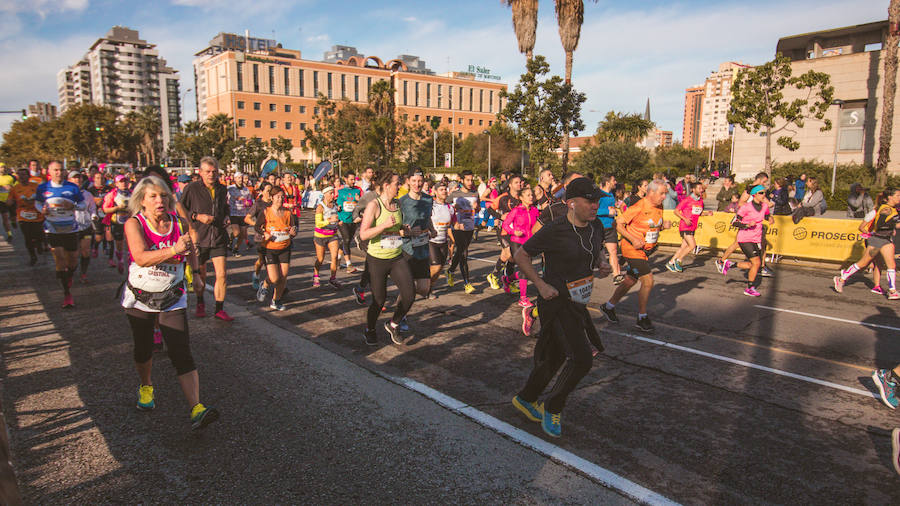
1;158;900;472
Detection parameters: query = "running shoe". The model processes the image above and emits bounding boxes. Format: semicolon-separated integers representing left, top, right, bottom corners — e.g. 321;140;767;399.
328;278;342;289
464;283;475;294
80;273;88;284
364;329;378;346
599;304;619;324
346;265;359;274
486;272;501;290
542;411;562;438
61;294;74;308
509;282;520;294
195;302;207;317
743;287;761;297
353;286;366;305
872;286;884;295
512;395;543;422
522;306;535;336
427;293;437;300
153;328;164;353
233;248;242;258
117;260;125;275
398;317;410;332
256;283;268;303
312;276;321;288
612;273;625;285
760;266;774;278
251;272;260;290
889;290;900;301
635;315;655;333
872;369;899;409
214;310;234;322
137;385;155;411
675;260;684;272
665;260;679;273
833;276;845;293
269;300;285;311
501;275;511;293
190;403;220;431
517;297;532;308
108;258;116;268
715;259;724;273
446;271;455;287
722;260;731;277
893;428;900;476
384;322;404;345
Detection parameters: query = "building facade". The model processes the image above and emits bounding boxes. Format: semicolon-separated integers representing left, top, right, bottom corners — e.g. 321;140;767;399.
57;26;181;157
26;102;57;122
681;85;704;148
731;20;900;179
698;62;749;148
192;39;507;164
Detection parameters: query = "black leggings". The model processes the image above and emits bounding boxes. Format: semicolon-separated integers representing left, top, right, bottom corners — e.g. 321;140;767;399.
448;229;474;283
518;301;593;414
126;308;196;375
19;221;44;258
365;253;415;330
338;222;358;258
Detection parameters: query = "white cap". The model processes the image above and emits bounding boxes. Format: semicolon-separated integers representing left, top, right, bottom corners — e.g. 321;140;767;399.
321;186;335;194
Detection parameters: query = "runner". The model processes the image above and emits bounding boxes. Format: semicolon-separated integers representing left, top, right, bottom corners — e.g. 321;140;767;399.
226;172;253;257
834;187;900;299
0;164;15;241
447;170;480;294
8;167;44;265
335;171;362;273
600;179;671;333
34;161;85;307
717;172;773;277
399;169;436;329
351;179;381;305
597;174;625;285
101;175;132;274
313;186;342;289
358;166;375;193
69;172;97;283
121;175;219;430
722;185;772;297
359;170;415;346
428;181;455;298
487;174;523;292
535;169;556;209
511;176;607;438
87;171;110;259
502;185;540;308
667;181;713;272
176;156;234;321
624;179;648;208
280;172;302;219
251;186;297;310
244;182;273;290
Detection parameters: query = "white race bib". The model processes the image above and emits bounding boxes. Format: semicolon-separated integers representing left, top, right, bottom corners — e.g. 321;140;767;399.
271;230;291;243
566;276;593;305
691;205;703;216
380;234;402;249
644;230;659;244
129;262;184;292
20;211;38;220
342;201;356;212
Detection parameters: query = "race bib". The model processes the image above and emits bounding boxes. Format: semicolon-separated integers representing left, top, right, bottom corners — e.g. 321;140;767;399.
380;234;402;249
20;211;38;220
48;204;73;218
342;201;356;212
411;234;430;247
566;276;593;305
644;230;659;244
691;206;703;216
271;230;291;243
130;264;183;292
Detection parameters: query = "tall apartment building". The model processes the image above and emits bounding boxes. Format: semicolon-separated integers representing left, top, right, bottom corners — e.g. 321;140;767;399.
57;26;182;157
27;102;57;122
697;62;750;148
192;37;506;164
681;85;704;148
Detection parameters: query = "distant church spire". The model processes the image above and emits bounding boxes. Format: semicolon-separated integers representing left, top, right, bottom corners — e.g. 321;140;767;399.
644;98;651;122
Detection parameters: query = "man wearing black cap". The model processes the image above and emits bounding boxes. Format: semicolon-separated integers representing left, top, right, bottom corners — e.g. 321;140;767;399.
510;177;608;438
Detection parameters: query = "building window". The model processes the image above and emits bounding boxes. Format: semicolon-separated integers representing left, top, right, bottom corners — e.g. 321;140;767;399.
300;139;307;148
313;71;319;96
327;72;333;99
238;119;246;127
426;83;431;108
458;87;463;110
469;88;473;111
284;104;291;112
479;89;483;112
415;82;420;106
459;117;463;125
299;105;306;113
269;103;276;112
341;74;346;99
237;100;245;109
838;102;866;151
252;64;259;93
446;117;452;124
269;120;277;129
254;120;261;128
438;85;442;108
468;118;473;125
299;69;304;97
237;62;243;92
367;77;372;100
314;106;319;115
447;86;452;109
414;114;419;121
284;67;290;95
268;65;275;94
285;122;292;130
354;75;359;101
253;102;261;110
403;80;408;106
300;122;306;130
478;119;483;126
488;120;493;126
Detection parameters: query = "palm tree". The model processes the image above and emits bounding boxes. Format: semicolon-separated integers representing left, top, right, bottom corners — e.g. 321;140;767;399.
876;0;900;186
505;0;539;60
555;0;584;171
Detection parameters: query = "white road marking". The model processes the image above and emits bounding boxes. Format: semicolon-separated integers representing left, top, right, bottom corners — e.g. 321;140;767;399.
392;376;681;506
604;329;876;399
755;305;900;333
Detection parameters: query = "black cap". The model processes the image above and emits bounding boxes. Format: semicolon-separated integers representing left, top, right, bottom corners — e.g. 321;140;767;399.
565;177;602;201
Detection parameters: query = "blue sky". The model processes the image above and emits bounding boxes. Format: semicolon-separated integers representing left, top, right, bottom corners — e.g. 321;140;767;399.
0;0;886;143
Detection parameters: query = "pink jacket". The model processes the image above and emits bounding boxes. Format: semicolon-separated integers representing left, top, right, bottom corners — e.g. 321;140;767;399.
503;205;539;244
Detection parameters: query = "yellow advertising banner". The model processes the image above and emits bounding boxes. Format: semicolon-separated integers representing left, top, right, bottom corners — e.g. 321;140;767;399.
657;211;867;263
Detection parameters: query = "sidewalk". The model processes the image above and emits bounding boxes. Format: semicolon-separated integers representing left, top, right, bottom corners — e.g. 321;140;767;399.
0;240;632;503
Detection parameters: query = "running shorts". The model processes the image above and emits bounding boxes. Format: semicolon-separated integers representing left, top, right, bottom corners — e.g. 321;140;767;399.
738;242;762;259
47;232;79;252
109;223;125;241
92;216;105;235
866;236;892;250
404;254;431;279
78;229;92;240
679;230;695;238
197;245;228;264
623;256;652;279
0;201;8;213
265;247;291;264
313;235;338;247
429;241;449;266
229;215;248;227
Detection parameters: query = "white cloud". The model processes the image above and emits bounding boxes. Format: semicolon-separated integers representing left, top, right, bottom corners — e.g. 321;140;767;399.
0;0;88;17
402;16;417;23
306;34;329;42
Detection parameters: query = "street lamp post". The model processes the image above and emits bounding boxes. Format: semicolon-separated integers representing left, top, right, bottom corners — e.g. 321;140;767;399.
483;129;491;180
437;94;454;168
831;99;845;195
433;129;437;170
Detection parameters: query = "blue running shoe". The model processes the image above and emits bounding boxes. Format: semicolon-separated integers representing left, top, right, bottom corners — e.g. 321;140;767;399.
542;411;562;438
873;369;899;409
512;396;543;422
251;272;260;290
398;317;410;332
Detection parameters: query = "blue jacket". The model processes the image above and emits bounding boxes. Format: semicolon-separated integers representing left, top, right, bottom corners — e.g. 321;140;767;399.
596;189;616;227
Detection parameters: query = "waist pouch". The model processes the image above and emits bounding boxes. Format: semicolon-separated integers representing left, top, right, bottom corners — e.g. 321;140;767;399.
124;280;185;311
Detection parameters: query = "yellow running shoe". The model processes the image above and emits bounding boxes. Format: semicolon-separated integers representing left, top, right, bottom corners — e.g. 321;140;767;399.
464;283;475;294
486;272;501;290
137;384;155;411
185;265;194;292
190;403;220;431
512;395;544;422
446;271;455;287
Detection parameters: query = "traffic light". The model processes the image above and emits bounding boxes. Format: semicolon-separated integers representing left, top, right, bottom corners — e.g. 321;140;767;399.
21;109;26;119
94;125;104;132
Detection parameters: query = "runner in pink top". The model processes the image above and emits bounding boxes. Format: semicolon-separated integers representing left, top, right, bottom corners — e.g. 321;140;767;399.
722;185;772;297
667;181;712;272
502;186;540;307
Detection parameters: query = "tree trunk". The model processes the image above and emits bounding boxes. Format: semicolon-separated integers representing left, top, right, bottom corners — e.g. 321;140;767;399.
526;50;533;60
764;126;772;173
876;0;900;186
561;51;573;173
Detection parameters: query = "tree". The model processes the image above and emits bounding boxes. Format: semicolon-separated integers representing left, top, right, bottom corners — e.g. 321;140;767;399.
554;0;585;172
499;55;585;170
876;0;900;186
204;113;236;164
506;0;539;60
596;111;655;144
728;54;834;172
268;136;294;163
169;120;209;166
572;141;650;181
652;144;707;173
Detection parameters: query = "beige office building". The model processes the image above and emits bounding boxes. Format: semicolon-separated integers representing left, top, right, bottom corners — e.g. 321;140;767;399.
731;20;900;179
698;62;749;148
27;102;57;122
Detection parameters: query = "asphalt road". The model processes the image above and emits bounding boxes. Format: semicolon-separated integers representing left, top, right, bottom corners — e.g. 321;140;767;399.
3;214;900;504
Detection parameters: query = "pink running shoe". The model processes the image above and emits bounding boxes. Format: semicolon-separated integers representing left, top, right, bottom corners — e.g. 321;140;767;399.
195;302;207;318
517;298;532;308
872;285;884;295
522;305;535;336
313;276;321;288
214;310;234;322
502;275;511;294
743;287;761;297
62;294;74;308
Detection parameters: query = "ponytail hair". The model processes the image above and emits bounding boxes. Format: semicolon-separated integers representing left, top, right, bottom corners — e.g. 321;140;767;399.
877;187;898;208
